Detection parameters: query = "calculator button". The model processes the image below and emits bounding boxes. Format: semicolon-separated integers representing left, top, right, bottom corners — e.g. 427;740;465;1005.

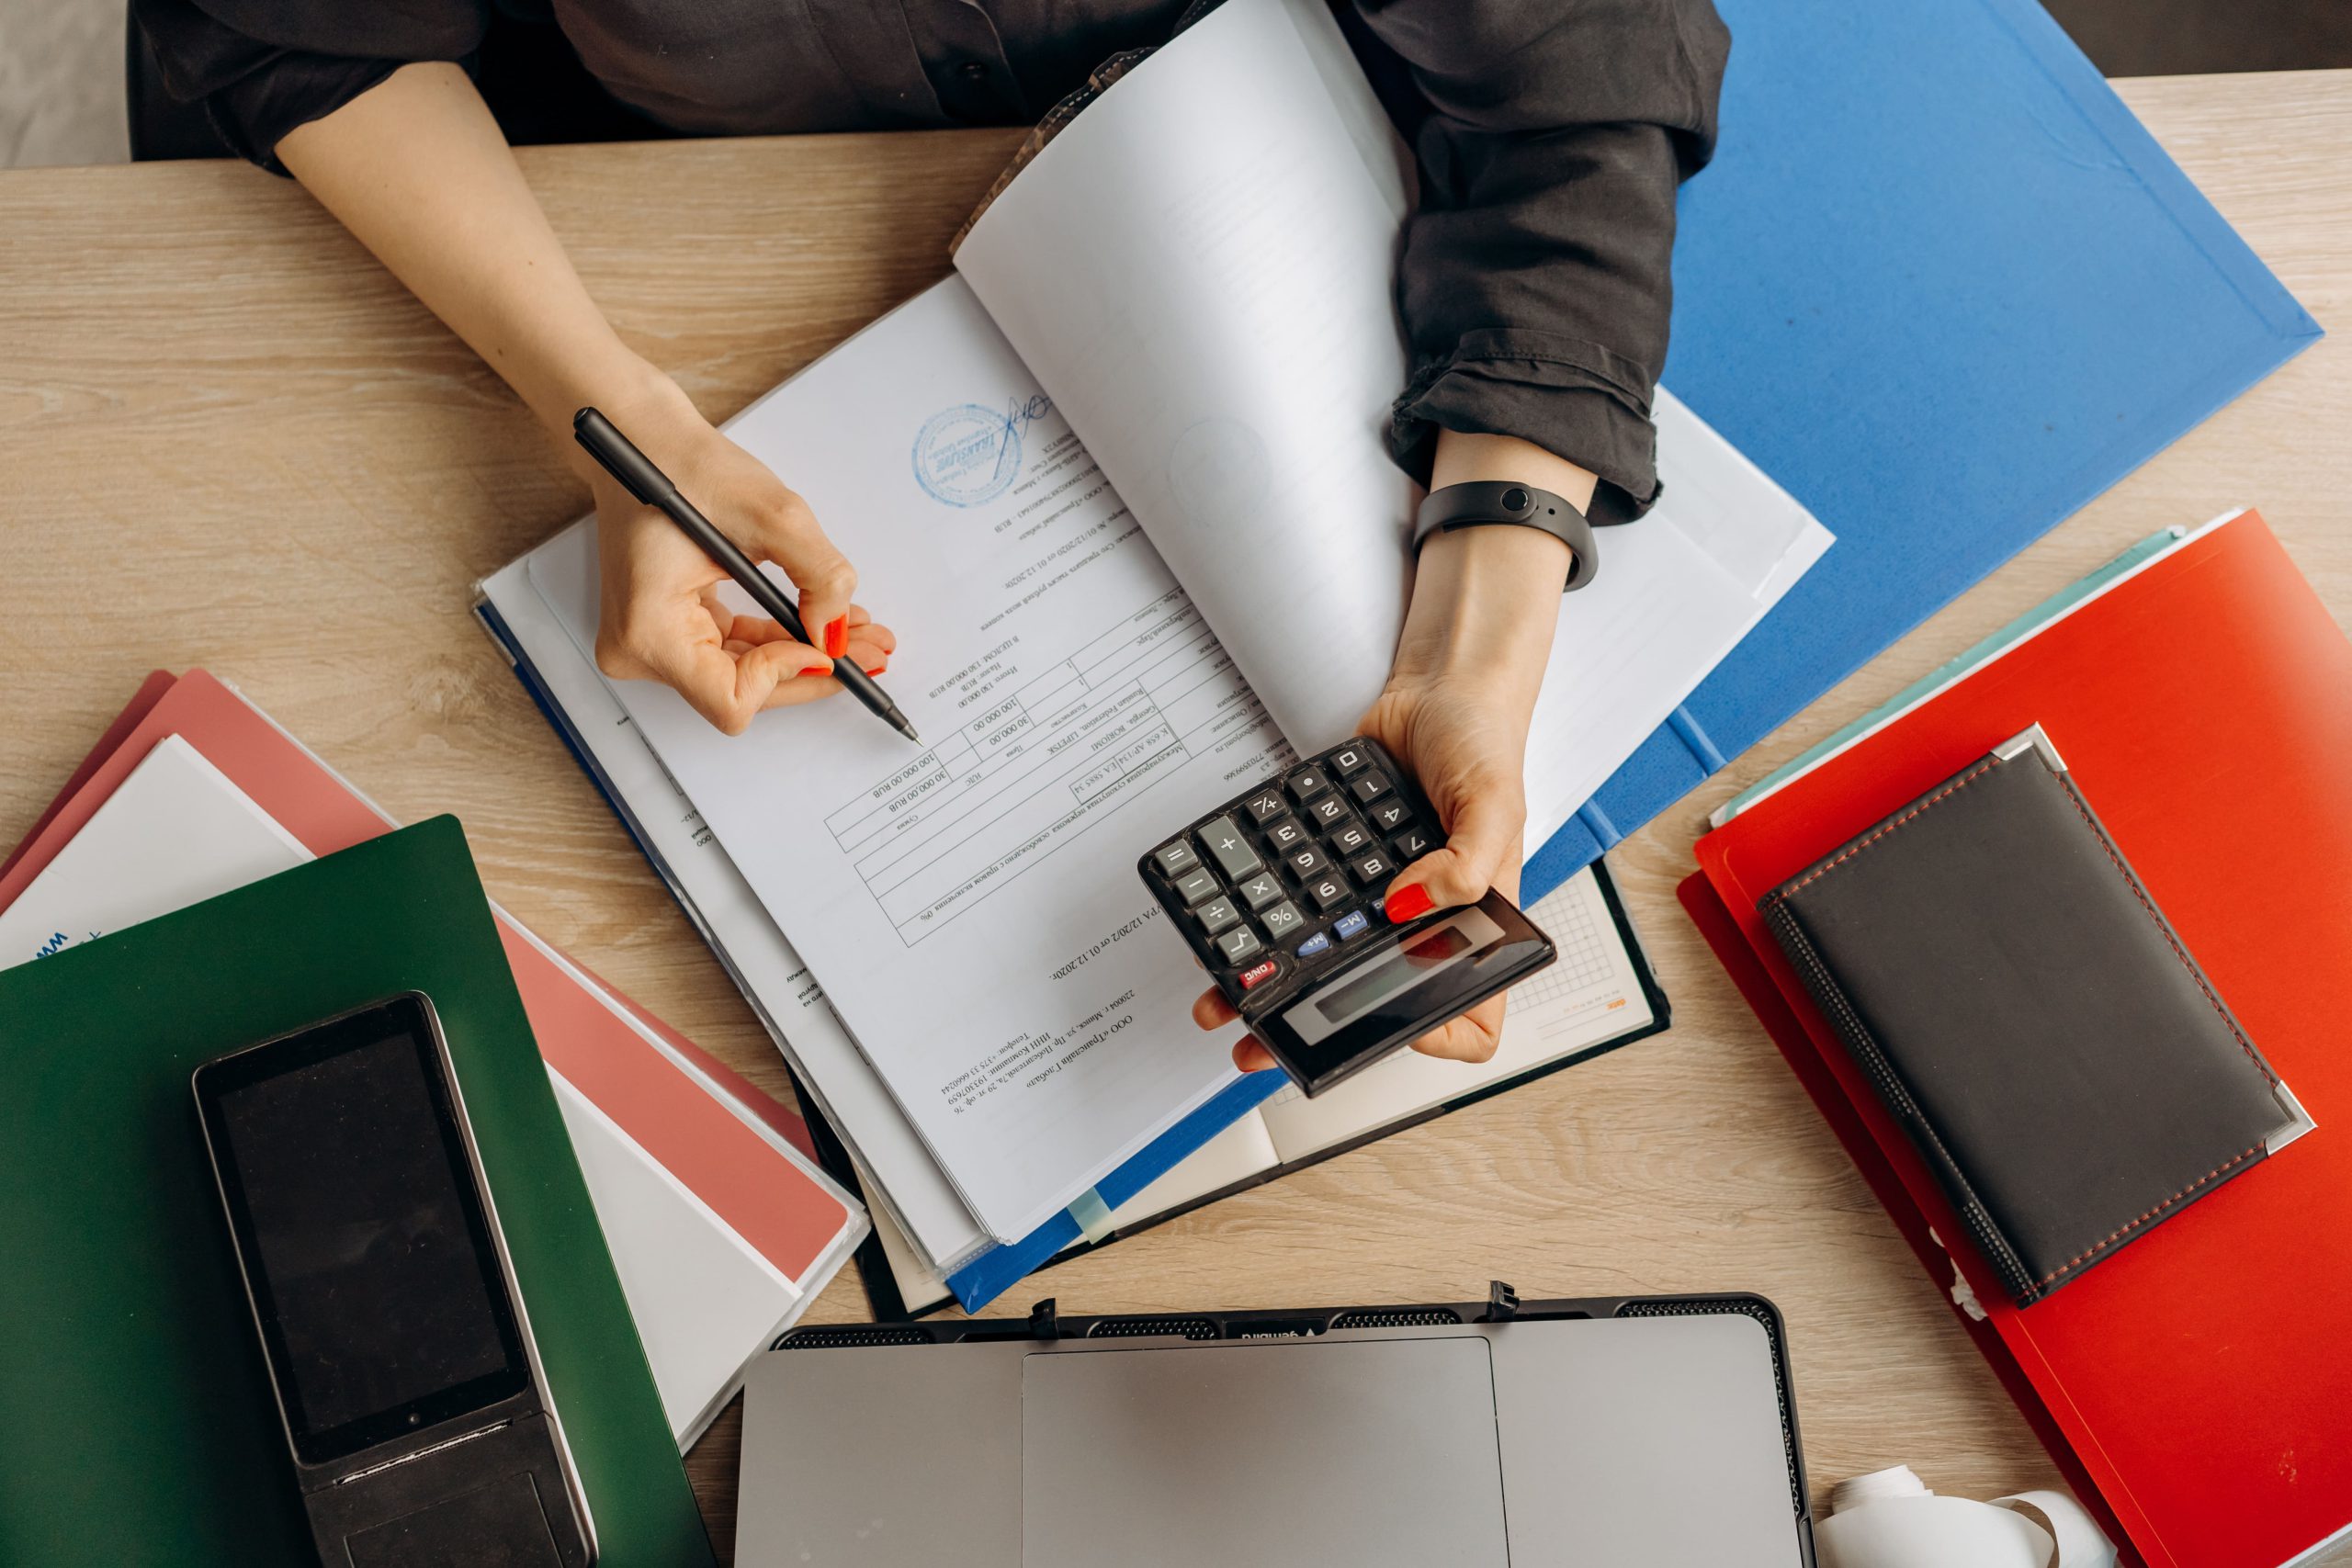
1390;825;1437;861
1261;901;1306;942
1153;840;1201;877
1349;771;1392;805
1330;743;1371;775
1237;871;1283;911
1198;816;1261;880
1303;872;1351;911
1173;867;1221;907
1196;896;1240;935
1333;909;1372;942
1265;818;1309;854
1295;931;1332;960
1347;850;1395;886
1242;787;1287;824
1285;767;1331;803
1215;927;1264;965
1238;958;1280;990
1368;798;1409;833
1306;795;1350;829
1285;843;1331;879
1328;820;1372;857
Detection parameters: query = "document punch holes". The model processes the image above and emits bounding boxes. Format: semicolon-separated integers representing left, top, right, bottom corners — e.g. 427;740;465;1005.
1140;737;1556;1095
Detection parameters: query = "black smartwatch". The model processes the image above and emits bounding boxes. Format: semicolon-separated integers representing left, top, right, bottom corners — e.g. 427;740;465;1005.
1411;481;1598;592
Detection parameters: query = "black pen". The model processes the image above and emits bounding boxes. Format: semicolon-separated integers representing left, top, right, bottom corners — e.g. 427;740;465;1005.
573;406;922;744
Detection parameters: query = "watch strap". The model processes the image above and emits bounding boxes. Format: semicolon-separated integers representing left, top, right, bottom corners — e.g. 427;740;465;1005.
1411;481;1598;591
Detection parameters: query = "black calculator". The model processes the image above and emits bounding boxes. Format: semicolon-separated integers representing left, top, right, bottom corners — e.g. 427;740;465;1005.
1137;737;1556;1096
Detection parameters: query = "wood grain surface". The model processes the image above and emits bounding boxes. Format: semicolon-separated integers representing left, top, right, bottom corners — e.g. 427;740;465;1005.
1;70;2345;1562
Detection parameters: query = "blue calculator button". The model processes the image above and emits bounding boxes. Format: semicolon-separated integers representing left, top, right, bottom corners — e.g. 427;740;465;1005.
1333;909;1371;942
1296;931;1332;959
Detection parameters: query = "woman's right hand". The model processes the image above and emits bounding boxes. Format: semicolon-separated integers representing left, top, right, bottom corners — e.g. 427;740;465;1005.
582;377;897;734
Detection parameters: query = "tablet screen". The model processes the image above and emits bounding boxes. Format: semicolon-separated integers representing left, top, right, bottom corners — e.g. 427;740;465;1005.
198;996;527;1463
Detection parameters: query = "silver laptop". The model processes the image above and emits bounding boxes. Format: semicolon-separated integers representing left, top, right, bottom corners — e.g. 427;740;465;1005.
735;1292;1814;1566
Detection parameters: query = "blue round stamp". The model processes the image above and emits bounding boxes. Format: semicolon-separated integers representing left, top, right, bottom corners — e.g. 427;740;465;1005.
913;403;1023;507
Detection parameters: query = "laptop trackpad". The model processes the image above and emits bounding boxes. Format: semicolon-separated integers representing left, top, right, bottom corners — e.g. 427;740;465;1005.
1021;1337;1510;1567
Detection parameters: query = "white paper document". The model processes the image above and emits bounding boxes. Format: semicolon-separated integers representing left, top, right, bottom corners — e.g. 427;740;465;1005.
535;280;1288;1243
491;546;993;1271
857;863;1657;1314
0;734;311;967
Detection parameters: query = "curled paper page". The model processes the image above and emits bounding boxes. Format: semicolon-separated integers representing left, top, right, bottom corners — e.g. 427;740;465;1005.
1815;1468;2116;1568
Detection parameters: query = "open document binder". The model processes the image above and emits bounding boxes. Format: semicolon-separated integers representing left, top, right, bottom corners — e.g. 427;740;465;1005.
480;0;1821;1309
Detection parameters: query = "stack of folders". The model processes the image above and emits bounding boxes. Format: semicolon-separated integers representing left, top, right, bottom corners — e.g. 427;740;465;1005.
481;0;1826;1314
1683;510;2352;1568
0;670;866;1445
0;817;717;1568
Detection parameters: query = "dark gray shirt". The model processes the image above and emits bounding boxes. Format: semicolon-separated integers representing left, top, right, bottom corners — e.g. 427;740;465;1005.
136;0;1728;520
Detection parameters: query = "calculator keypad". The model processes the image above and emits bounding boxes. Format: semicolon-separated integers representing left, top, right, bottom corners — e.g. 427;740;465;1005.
1141;737;1449;1003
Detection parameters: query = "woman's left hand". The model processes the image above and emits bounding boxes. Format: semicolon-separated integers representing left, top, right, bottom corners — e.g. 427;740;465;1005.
1194;507;1583;1074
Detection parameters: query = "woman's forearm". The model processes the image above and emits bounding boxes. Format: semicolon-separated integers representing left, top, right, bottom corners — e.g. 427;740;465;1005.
276;62;673;471
1393;430;1594;696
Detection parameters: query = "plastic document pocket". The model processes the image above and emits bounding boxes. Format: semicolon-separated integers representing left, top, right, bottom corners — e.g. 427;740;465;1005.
1139;737;1556;1094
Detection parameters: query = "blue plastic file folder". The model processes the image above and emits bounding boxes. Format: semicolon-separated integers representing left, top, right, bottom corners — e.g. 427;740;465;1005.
1519;0;2323;903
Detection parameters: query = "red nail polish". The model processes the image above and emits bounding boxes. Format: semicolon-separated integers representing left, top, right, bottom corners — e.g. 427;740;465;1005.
800;662;831;677
824;617;848;659
865;666;886;677
1385;884;1434;924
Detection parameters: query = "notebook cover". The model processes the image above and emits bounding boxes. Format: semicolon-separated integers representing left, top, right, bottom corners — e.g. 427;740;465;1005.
0;818;714;1567
1690;510;2352;1568
1760;733;2303;1305
1678;868;2134;1554
1521;0;2323;901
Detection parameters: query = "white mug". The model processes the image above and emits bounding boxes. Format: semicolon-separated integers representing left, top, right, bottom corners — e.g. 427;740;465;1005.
1814;1466;2116;1568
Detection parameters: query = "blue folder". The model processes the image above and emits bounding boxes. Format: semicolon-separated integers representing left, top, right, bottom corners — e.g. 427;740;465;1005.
1521;0;2323;902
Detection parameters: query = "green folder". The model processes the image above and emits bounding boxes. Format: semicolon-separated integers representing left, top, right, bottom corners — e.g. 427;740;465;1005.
0;817;714;1568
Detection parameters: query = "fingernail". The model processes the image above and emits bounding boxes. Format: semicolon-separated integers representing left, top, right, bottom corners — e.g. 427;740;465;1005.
1385;884;1434;924
824;617;848;659
865;665;886;677
799;662;831;678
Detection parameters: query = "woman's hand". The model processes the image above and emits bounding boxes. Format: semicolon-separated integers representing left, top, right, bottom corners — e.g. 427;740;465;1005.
1197;433;1596;1075
585;377;895;734
275;64;894;734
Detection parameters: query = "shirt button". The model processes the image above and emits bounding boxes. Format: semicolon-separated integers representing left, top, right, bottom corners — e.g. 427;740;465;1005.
957;61;989;84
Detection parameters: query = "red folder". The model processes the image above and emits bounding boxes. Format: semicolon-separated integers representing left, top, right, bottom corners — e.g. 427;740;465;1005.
1687;511;2352;1568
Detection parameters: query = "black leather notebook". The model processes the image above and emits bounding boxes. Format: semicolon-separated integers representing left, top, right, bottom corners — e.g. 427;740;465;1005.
1759;727;2312;1305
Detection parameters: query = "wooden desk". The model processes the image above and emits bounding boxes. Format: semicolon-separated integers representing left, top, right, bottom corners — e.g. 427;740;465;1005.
2;69;2345;1562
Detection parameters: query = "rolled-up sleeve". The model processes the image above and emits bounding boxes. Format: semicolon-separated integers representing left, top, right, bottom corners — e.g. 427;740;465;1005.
1355;0;1729;523
133;0;490;173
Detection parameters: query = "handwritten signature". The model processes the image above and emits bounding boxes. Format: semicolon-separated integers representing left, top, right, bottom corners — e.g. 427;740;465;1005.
997;393;1054;446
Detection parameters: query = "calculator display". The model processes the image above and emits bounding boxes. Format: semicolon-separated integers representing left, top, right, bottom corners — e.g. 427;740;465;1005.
1286;908;1504;1045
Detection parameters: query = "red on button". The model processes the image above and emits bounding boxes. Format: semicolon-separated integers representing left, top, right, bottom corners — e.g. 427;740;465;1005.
1238;959;1279;990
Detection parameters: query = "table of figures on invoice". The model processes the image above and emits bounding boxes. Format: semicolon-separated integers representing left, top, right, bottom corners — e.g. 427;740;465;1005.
824;587;1277;945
